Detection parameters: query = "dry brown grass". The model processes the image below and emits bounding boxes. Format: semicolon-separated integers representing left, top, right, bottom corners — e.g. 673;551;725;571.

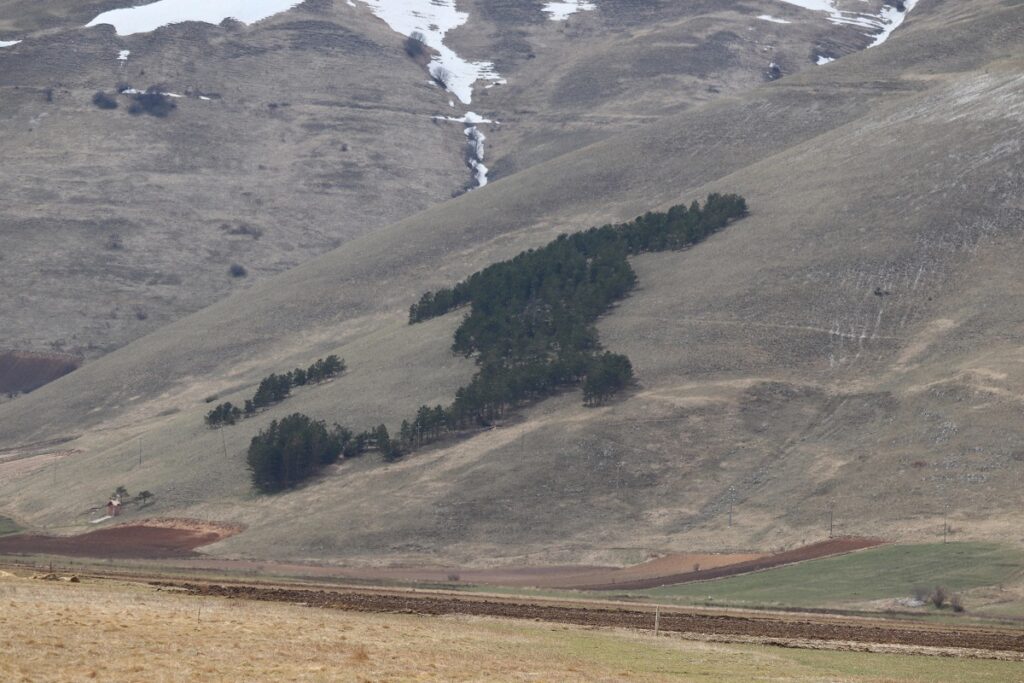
2;571;1022;682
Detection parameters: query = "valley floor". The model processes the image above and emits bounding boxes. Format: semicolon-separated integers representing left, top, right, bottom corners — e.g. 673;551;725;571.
1;568;1022;682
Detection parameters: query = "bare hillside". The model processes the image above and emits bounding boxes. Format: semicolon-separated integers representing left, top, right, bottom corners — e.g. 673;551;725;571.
0;0;903;360
2;0;1023;565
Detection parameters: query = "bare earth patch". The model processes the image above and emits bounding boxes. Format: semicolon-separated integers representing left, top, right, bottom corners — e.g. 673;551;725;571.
0;518;241;559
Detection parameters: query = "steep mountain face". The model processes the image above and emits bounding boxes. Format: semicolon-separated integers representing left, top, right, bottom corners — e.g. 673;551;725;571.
4;0;1022;565
1;0;909;361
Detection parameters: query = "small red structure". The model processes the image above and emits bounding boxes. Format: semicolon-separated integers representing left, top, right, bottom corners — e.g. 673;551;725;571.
106;498;122;517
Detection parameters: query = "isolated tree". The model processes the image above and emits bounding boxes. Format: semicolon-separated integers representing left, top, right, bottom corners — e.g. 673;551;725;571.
404;31;428;59
92;91;118;110
431;65;453;89
112;486;129;500
137;490;154;506
127;87;176;117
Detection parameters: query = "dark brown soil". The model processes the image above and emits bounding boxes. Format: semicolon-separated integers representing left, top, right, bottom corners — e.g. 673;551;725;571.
160;581;1024;654
0;350;80;394
0;521;235;559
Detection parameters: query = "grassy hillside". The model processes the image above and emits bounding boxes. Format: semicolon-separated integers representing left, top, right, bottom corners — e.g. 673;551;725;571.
1;0;1023;566
0;516;20;536
641;543;1024;608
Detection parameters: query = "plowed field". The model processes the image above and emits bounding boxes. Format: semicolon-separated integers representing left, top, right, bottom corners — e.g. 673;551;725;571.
0;519;239;559
161;581;1024;656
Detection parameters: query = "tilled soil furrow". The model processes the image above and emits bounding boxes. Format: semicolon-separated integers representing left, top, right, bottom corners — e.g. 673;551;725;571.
162;582;1024;653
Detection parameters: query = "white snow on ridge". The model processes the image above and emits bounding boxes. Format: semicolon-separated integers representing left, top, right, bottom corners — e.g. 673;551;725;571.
773;0;917;46
867;0;919;48
757;15;792;24
85;0;303;36
0;40;21;48
543;1;596;21
816;55;835;65
355;0;501;104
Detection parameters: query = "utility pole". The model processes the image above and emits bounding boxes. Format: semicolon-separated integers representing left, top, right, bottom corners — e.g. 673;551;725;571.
138;437;143;467
221;429;228;459
943;502;950;544
828;499;835;539
727;485;735;527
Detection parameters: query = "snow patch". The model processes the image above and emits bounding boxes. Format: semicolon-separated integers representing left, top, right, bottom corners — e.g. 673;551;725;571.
355;0;501;104
435;111;494;188
816;55;835;65
543;1;596;21
434;111;493;124
867;0;919;48
86;0;303;36
0;40;20;48
120;87;183;98
757;14;792;24
773;0;917;46
466;126;488;188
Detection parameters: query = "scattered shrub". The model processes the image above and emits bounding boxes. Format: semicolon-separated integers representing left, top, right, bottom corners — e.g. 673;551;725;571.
127;88;176;117
930;585;948;609
951;593;965;613
228;263;248;278
92;91;118;110
221;224;263;240
446;573;461;582
431;65;453;89
404;31;428;59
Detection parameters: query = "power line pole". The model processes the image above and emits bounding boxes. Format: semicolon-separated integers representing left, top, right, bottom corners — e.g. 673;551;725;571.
221;429;228;459
138;437;143;467
828;499;835;539
727;485;735;527
943;502;949;544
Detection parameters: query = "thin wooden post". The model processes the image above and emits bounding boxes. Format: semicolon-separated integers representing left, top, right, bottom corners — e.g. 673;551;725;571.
654;607;660;637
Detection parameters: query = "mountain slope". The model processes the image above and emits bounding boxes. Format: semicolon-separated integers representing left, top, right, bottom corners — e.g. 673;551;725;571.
2;0;1023;564
0;0;914;361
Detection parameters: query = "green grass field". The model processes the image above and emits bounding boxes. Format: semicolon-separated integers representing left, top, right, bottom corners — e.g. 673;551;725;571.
638;543;1023;608
0;516;19;536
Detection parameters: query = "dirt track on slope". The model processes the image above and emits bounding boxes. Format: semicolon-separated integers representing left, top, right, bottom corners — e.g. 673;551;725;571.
574;537;884;590
161;581;1024;656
